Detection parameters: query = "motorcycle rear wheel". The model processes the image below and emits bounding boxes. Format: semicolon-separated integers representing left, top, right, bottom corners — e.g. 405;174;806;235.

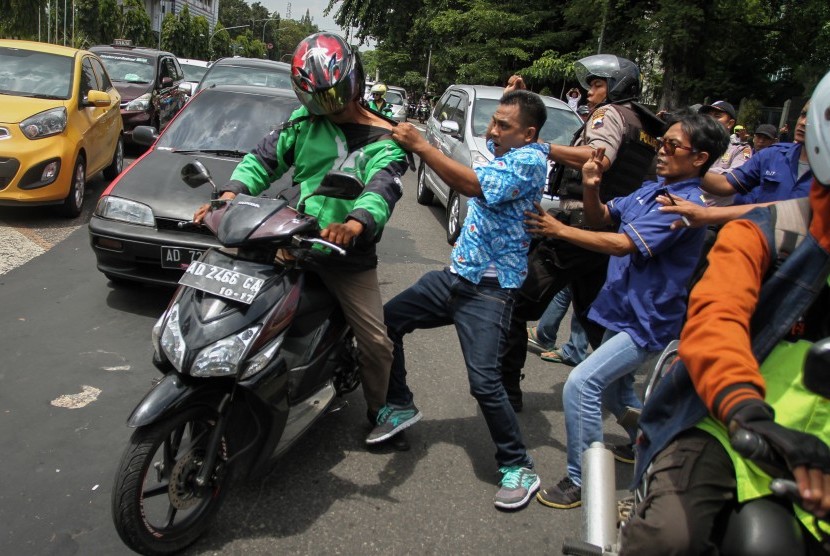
111;405;233;555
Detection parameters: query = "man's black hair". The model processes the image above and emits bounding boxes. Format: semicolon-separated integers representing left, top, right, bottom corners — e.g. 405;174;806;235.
500;90;547;140
667;110;729;175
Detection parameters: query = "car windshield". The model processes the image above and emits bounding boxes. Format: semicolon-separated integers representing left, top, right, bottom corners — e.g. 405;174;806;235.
0;47;73;99
98;53;155;83
157;88;298;152
197;65;292;92
471;98;582;145
180;63;208;83
385;91;404;105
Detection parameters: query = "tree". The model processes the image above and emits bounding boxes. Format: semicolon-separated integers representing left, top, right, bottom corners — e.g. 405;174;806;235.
120;0;152;46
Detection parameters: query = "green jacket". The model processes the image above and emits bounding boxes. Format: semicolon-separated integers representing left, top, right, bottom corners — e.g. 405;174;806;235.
368;99;394;117
226;106;407;270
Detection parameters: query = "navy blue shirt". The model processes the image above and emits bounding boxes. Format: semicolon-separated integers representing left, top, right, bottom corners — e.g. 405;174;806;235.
588;178;708;351
728;142;812;205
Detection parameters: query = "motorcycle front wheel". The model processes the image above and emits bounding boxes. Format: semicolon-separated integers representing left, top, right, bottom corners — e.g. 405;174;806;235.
111;405;233;555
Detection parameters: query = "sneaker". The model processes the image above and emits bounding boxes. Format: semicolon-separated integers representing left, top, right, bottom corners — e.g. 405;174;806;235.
365;402;422;445
536;475;582;509
527;326;556;352
494;466;540;510
610;443;635;464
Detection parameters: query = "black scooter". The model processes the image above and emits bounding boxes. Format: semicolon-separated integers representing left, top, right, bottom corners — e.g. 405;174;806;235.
111;161;365;555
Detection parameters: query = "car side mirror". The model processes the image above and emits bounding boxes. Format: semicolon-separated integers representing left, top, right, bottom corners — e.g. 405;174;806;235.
132;125;159;147
181;161;219;198
440;120;460;137
84;90;112;108
160;76;174;88
178;82;195;96
803;337;830;398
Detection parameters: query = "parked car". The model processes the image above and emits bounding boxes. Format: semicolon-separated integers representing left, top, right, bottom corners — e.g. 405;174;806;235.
88;84;299;285
90;43;186;142
0;39;124;217
195;57;292;93
177;58;210;97
418;84;583;243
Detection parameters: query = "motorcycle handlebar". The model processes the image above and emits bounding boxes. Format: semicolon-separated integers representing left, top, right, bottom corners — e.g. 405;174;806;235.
731;428;802;507
292;235;347;256
177;220;201;229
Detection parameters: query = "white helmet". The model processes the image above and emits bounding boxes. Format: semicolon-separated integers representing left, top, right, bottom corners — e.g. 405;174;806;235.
807;70;830;185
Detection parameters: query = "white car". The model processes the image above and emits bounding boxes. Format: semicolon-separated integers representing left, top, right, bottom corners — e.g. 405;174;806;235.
177;58;210;97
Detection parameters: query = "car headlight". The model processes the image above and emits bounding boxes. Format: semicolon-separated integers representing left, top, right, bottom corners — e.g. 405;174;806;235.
191;325;260;377
125;93;151;111
94;196;155;226
20;107;67;139
240;333;285;380
471;150;491;168
160;304;186;371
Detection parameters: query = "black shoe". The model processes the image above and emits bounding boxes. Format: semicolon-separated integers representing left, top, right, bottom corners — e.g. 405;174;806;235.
536;476;582;509
609;443;635;464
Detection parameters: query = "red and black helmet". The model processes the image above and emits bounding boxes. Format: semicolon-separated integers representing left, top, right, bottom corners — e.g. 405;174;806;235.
290;32;365;116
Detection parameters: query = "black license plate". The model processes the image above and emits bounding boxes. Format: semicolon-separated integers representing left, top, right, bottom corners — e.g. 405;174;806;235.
178;261;264;304
161;246;204;269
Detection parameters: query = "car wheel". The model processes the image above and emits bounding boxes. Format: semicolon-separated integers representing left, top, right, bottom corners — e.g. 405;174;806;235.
59;156;86;218
446;191;462;245
103;135;124;180
416;163;434;206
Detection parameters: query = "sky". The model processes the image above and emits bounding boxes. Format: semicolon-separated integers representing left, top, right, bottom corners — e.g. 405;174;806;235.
257;0;346;35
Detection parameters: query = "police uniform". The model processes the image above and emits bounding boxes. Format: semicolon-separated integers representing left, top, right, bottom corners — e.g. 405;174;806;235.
501;101;659;402
705;138;752;206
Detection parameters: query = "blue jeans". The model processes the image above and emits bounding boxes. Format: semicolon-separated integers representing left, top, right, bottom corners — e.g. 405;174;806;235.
384;268;532;468
564;329;653;485
537;288;590;364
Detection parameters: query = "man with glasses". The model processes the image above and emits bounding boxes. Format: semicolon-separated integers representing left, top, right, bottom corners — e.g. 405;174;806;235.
367;83;394;117
524;112;729;509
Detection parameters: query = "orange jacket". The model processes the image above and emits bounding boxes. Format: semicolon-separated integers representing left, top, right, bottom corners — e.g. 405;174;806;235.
678;183;830;423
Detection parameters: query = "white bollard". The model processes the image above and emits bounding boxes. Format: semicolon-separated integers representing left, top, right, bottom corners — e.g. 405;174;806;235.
582;441;617;551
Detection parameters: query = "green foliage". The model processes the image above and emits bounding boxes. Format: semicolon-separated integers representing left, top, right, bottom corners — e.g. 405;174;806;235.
738;98;763;132
120;0;152;46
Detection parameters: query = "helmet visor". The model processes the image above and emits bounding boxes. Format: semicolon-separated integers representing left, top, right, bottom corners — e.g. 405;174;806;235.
574;54;622;90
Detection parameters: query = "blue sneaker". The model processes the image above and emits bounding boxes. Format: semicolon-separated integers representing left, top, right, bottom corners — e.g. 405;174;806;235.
365;403;422;445
494;466;540;510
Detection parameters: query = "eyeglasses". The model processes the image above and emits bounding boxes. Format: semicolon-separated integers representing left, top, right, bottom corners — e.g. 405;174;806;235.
656;137;698;156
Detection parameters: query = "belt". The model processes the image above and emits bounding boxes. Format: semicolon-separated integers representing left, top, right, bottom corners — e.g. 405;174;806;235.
549;207;591;229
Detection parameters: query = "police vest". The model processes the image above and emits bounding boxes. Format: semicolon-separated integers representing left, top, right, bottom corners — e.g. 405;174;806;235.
555;103;660;203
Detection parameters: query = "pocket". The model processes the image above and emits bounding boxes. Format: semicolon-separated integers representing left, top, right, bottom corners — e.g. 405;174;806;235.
643;436;708;496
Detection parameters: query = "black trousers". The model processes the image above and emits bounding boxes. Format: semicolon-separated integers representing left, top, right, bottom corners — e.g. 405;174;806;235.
501;238;609;390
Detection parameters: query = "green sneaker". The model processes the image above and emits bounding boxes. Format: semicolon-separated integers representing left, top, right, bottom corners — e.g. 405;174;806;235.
365;403;422;445
494;466;540;510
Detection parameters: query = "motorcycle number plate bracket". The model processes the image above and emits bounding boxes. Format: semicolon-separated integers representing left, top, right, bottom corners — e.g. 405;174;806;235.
179;261;264;305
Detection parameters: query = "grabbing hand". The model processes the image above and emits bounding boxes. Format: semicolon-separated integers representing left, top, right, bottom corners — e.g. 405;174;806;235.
391;122;428;154
581;147;606;189
505;75;526;94
524;202;565;238
656;194;707;229
193;192;236;223
320;219;365;247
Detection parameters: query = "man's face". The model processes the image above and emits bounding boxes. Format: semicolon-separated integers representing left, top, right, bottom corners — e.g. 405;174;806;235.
586;78;607;107
794;102;809;143
655;122;707;182
372;92;384;102
487;103;534;158
753;133;775;151
703;108;735;131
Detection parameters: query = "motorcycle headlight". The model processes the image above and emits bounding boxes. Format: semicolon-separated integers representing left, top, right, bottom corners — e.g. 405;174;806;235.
240;333;285;380
94;196;155;226
191;325;260;377
160;304;186;371
125;93;151;112
20;107;67;139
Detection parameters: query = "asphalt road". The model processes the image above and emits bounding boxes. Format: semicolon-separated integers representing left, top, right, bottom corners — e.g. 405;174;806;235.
0;145;636;555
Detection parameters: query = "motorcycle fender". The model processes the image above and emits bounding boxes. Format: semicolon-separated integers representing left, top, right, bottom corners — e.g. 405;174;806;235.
127;373;224;428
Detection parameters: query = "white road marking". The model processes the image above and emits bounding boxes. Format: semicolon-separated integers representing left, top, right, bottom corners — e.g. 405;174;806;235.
51;385;102;409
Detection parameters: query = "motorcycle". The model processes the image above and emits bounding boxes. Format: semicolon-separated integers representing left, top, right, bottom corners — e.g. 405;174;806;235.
407;101;417;119
563;338;830;556
111;161;365;555
417;102;430;124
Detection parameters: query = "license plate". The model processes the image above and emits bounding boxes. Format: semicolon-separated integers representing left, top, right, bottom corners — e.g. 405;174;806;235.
178;261;265;304
161;246;205;269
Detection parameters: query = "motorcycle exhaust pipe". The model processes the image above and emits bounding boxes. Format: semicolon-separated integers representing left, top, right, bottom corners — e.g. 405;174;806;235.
582;442;618;553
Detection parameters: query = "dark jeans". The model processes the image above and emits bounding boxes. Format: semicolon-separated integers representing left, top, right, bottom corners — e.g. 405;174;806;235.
501;238;609;393
384;268;532;468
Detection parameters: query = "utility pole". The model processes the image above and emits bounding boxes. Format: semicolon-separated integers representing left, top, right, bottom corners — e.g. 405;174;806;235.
597;0;608;54
424;44;432;94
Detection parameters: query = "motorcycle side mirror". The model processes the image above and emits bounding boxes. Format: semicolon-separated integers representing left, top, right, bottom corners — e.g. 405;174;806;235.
181;161;220;198
803;337;830;399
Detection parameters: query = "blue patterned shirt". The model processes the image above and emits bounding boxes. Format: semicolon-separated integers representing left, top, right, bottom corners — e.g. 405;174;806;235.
450;140;549;288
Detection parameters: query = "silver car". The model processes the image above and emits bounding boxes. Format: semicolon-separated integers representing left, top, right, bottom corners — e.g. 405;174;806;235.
417;84;583;244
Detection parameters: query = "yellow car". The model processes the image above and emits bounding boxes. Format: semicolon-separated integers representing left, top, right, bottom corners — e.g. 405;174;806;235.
0;40;124;217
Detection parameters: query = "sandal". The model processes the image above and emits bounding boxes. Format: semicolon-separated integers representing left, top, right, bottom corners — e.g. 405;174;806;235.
527;327;555;351
540;349;576;366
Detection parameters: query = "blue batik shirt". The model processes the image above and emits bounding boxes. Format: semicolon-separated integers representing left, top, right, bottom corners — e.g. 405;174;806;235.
450;140;549;288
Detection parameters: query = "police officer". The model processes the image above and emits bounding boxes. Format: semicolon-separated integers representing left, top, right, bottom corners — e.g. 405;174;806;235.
699;101;752;205
501;54;662;411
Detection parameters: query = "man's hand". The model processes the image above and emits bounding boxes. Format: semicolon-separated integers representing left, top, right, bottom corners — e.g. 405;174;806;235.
582;147;606;189
194;191;236;223
320;219;364;247
391;122;428;155
656;195;708;229
793;465;830;517
505;75;526;94
525;202;565;238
